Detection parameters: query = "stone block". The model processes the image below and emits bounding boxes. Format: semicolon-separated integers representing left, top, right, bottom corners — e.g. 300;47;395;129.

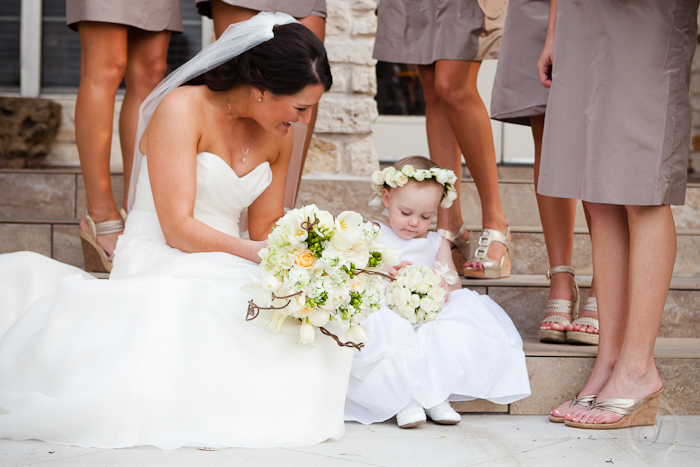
329;65;349;93
674;235;700;278
296;178;381;219
0;223;52;256
487;286;555;338
303;137;341;174
657;358;700;415
76;174;124;218
0;173;76;219
351;67;378;94
53;223;84;269
316;97;378;134
671;187;700;230
326;1;351;36
661;290;700;338
352;0;377;11
352;13;377;35
0;97;61;168
451;399;508;413
346;135;380;175
325;38;377;65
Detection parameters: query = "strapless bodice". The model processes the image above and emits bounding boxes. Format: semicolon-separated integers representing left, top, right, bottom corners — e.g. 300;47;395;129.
132;152;272;238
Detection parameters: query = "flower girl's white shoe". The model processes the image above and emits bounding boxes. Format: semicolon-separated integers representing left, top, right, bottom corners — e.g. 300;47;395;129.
396;406;427;429
426;403;461;425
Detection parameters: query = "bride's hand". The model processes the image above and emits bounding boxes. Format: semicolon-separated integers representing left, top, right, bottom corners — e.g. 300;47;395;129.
247;240;268;264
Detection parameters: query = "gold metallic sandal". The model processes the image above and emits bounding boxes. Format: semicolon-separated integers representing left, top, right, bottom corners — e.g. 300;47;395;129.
549;393;597;423
538;265;580;343
567;297;599;345
79;212;125;273
565;388;663;429
437;224;470;276
463;227;512;279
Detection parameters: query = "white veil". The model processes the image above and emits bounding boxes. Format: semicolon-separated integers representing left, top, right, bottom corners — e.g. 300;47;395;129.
127;12;305;211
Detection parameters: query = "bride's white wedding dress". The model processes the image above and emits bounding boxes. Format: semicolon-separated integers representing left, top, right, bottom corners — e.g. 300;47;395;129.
0;152;354;449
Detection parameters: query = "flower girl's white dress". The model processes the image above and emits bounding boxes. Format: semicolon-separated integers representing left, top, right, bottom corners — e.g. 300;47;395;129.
345;222;531;424
0;153;354;449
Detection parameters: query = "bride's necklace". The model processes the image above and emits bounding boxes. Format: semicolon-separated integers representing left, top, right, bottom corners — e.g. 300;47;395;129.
224;93;255;163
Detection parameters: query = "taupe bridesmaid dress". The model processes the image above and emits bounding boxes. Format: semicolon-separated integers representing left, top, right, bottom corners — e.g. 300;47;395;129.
66;0;183;32
195;0;327;19
538;0;699;206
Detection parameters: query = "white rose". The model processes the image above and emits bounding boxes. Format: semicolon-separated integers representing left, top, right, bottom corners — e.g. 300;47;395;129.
371;170;385;187
415;280;430;295
308;310;330;327
423;270;440;286
348;273;369;294
401;165;415;177
389;286;411;308
407;313;418;324
427;312;438;322
413;170;426;181
409;293;421;309
435;170;449;185
384;168;398;188
394;173;409;186
403;267;423;289
346;325;372;345
428;285;447;303
298;322;315;346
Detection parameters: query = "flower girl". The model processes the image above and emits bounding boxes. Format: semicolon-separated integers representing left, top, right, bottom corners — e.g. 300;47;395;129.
344;156;531;428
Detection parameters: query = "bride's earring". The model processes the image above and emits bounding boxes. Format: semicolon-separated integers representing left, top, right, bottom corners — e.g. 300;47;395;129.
258;97;262;102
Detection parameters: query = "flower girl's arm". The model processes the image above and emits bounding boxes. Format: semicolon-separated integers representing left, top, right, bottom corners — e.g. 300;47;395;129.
437;238;462;293
145;89;266;263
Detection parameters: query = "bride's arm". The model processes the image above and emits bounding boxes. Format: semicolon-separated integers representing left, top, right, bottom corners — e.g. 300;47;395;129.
146;90;266;263
246;130;293;240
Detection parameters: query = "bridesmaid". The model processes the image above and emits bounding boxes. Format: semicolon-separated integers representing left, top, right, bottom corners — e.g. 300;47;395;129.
196;0;327;208
539;0;698;428
373;0;513;279
67;0;182;272
490;0;599;346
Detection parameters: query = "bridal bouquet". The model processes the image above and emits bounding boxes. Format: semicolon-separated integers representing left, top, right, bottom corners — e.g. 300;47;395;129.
385;263;459;325
243;205;401;348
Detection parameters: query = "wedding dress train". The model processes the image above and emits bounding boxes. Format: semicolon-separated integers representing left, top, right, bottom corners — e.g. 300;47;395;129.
0;152;354;449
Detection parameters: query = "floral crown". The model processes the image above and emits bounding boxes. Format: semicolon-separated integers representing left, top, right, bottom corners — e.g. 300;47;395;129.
370;165;458;209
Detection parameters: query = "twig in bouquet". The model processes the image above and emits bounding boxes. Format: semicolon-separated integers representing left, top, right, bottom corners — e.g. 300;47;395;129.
319;327;365;350
301;217;319;232
355;268;395;281
246;291;303;321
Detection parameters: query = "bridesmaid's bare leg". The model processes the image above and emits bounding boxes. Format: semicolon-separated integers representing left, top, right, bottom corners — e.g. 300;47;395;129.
569;204;670;425
75;22;128;256
416;64;467;238
569;204;599;334
531;114;577;332
432;59;509;268
210;0;326;208
120;28;171;210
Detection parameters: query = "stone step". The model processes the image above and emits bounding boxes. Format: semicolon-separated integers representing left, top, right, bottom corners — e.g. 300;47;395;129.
452;337;700;415
461;274;700;340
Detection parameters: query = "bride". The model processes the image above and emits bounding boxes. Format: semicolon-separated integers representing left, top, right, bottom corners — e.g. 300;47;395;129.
0;13;354;450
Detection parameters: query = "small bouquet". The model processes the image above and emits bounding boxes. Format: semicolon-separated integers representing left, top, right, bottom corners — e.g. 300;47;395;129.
243;205;401;348
385;262;460;325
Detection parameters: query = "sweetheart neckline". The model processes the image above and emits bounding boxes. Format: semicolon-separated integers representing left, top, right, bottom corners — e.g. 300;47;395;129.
198;151;271;180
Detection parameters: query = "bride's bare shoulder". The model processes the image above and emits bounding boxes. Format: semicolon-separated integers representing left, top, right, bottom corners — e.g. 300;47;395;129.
153;86;210;120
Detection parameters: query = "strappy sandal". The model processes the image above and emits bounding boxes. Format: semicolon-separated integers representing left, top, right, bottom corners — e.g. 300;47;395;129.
565;388;663;429
437;224;470;276
79;212;125;273
538;265;580;343
549;393;597;423
463;227;512;279
567;297;599;345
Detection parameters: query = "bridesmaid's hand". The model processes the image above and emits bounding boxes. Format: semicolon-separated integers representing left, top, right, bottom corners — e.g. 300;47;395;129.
538;39;555;88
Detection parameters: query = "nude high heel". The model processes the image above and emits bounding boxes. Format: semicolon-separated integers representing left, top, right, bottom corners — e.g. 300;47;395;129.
437;224;470;276
549;393;597;423
463;227;512;279
567;297;599;345
565;388;663;429
538;265;580;344
79;212;125;273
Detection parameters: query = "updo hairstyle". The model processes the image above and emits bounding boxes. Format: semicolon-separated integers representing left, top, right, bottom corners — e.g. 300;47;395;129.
186;23;332;95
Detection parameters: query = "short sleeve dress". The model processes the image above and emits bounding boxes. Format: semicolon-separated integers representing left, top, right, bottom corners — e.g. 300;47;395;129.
538;0;699;206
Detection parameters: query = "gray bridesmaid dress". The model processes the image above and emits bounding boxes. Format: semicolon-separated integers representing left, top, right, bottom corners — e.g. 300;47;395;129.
538;0;699;206
195;0;327;19
490;0;549;126
66;0;183;32
373;0;507;64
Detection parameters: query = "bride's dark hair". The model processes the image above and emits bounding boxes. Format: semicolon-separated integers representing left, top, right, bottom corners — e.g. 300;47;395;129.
186;23;332;95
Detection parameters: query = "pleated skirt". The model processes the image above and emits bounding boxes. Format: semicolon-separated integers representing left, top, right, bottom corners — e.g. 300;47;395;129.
373;0;507;64
66;0;183;33
196;0;327;19
538;0;699;206
490;0;550;126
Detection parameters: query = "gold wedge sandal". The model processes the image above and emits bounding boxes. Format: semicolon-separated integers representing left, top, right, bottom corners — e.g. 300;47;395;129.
549;393;597;423
565;388;663;429
538;265;580;343
567;297;599;345
463;227;512;279
79;212;126;273
437;224;470;276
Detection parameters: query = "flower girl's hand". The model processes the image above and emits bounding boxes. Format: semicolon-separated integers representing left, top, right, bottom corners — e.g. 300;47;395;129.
248;240;268;264
385;260;413;277
440;278;451;303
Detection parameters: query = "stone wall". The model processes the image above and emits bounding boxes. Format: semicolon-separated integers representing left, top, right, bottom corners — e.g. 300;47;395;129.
44;0;381;177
